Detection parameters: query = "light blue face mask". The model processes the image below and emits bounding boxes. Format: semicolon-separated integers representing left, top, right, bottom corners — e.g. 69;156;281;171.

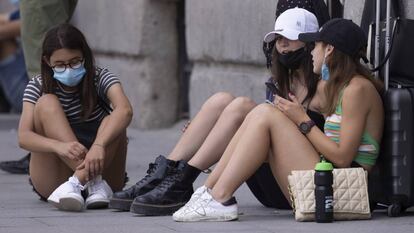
321;54;330;81
53;66;86;87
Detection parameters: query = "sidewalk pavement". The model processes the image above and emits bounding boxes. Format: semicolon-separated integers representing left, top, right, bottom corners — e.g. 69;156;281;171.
0;114;413;233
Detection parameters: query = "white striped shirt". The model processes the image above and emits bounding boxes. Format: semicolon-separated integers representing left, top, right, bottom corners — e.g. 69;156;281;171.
23;67;120;124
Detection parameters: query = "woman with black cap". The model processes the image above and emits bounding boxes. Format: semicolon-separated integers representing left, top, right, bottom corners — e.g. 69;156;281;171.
172;18;383;222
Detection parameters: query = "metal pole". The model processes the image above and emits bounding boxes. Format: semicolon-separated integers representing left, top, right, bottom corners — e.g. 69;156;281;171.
374;0;381;79
385;0;391;90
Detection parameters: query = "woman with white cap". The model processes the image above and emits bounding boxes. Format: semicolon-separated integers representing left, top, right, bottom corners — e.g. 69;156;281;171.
111;7;325;217
172;8;325;222
172;18;384;222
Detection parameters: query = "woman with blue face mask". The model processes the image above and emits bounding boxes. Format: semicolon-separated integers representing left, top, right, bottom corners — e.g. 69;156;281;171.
18;23;133;212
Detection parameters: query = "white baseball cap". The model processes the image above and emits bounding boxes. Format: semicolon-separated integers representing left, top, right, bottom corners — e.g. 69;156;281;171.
263;7;319;42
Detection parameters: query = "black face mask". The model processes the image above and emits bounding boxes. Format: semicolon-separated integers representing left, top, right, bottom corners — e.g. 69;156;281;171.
277;47;306;70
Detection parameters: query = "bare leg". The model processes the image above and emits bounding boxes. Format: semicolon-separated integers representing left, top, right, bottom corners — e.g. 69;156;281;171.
209;104;320;202
99;117;128;192
203;104;254;188
30;95;128;197
188;97;256;170
30;94;85;198
168;92;235;161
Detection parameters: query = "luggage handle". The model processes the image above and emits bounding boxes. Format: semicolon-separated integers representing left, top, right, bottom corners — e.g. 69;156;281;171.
370;18;398;73
372;0;403;90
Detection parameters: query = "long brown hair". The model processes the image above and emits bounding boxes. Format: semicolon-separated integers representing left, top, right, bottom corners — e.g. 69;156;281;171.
41;23;97;120
322;44;383;115
270;43;319;106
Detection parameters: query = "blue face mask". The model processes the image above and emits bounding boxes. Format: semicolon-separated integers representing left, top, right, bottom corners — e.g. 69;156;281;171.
53;66;86;87
321;54;330;81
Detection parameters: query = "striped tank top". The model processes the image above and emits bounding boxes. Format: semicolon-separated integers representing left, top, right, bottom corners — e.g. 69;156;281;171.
324;91;379;166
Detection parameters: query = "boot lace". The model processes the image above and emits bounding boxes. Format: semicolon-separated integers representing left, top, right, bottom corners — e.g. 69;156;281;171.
155;168;181;191
134;163;157;186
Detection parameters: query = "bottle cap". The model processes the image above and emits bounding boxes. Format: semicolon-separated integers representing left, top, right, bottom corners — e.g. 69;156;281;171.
315;160;333;171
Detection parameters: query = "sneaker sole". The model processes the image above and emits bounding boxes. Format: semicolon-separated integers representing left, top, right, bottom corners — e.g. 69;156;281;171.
130;201;186;216
47;199;60;208
59;197;84;212
86;199;109;209
173;214;238;222
108;198;133;211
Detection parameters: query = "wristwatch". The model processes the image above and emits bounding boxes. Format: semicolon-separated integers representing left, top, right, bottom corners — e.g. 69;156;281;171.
298;120;316;135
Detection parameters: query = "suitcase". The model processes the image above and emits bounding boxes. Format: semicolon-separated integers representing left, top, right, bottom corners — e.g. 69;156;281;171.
378;82;414;217
371;0;414;217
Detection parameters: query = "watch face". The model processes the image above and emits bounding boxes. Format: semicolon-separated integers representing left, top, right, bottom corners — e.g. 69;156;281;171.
299;121;315;134
300;122;310;133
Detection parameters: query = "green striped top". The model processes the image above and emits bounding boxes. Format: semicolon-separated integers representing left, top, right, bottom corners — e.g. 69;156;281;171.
324;91;379;166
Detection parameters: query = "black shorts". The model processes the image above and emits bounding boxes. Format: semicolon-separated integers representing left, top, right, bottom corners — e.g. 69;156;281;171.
70;120;101;149
246;163;292;209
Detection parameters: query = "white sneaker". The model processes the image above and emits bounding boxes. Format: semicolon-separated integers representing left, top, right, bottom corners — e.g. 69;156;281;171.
174;185;208;217
85;175;113;209
172;190;238;222
47;176;85;212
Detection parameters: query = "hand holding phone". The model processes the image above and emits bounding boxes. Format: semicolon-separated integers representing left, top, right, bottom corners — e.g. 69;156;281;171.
265;82;281;96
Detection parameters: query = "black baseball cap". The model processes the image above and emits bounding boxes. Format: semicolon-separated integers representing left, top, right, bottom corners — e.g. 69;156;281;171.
298;18;367;59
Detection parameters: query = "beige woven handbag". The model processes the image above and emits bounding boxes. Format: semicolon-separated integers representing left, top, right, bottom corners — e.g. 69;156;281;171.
287;167;371;221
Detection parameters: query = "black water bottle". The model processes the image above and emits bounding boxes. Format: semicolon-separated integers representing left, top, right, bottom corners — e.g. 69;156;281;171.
314;160;334;223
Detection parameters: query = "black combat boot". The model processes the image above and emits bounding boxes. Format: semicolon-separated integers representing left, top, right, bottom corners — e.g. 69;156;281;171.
109;155;175;211
130;160;201;215
0;153;30;174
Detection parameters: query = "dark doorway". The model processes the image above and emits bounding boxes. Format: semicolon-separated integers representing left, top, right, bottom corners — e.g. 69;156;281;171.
177;0;192;119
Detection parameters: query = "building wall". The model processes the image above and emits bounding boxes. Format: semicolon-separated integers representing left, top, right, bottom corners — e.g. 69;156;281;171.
69;0;414;127
186;0;414;117
186;0;276;117
72;0;179;129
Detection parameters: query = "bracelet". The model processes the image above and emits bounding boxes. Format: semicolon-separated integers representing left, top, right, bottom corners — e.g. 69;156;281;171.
93;143;105;148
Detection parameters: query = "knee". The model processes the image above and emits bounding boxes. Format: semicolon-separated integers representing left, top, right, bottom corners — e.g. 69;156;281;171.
34;94;61;115
201;92;235;114
222;97;256;121
245;103;283;124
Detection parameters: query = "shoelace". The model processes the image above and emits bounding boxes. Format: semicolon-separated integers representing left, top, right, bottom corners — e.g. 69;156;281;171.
154;168;181;191
183;193;213;214
69;180;85;192
134;163;157;186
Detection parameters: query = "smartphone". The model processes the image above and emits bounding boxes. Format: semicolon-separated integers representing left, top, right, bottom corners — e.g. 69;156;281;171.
265;82;281;96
